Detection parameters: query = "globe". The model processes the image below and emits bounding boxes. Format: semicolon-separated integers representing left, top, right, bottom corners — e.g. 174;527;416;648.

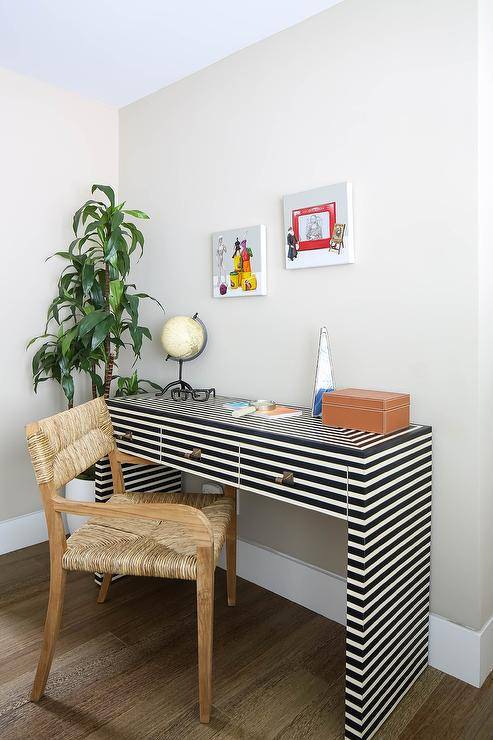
160;315;207;362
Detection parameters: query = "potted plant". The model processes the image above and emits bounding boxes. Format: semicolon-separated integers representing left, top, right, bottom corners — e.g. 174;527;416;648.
28;184;164;531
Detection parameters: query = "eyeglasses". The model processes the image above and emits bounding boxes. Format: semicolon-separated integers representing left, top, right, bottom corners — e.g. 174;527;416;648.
171;387;216;402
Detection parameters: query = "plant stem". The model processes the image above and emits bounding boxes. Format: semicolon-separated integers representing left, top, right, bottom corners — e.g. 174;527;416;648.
105;260;110;302
104;354;114;398
91;363;97;399
103;259;114;398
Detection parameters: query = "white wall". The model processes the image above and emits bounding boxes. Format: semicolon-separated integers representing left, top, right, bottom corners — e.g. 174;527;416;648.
119;0;484;630
0;67;118;521
479;0;493;626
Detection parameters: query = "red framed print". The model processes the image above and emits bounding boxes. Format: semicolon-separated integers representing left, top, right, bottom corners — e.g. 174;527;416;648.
292;202;336;251
283;182;354;269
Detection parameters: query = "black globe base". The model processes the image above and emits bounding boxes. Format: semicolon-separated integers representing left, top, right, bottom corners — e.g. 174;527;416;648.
156;359;193;397
156;378;193;397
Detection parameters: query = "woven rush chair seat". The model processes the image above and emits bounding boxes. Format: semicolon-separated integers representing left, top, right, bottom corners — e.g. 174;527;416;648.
63;490;234;580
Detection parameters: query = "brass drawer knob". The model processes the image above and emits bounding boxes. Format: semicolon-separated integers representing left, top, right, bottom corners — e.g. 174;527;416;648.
114;431;133;441
275;471;295;486
184;447;202;461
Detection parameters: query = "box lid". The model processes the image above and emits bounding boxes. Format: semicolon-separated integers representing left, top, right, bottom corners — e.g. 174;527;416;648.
322;388;410;411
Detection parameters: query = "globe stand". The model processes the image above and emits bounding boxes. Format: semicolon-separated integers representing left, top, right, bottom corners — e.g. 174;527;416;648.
157;312;214;401
156;359;193;397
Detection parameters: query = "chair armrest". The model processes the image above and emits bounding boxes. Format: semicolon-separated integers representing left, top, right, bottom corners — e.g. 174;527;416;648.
52;494;213;546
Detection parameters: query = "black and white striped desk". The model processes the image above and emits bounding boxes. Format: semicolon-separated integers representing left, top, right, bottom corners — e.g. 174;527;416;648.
95;394;432;740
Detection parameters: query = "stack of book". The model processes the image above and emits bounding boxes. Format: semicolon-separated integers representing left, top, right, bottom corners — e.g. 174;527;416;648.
223;401;302;420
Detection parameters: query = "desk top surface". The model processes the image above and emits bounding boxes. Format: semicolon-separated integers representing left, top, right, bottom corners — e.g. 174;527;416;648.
108;393;431;459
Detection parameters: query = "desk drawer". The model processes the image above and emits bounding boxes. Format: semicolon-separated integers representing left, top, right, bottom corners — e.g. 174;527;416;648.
110;408;162;464
239;441;348;519
161;420;239;485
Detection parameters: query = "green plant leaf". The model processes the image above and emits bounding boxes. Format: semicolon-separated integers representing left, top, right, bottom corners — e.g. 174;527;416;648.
104;227;121;267
90;280;104;308
46;250;74;262
123;209;149;219
141;326;152;340
109;279;124;312
91;315;114;350
82;204;100;225
117;247;130;276
73;199;104;235
91;184;115;208
122;222;144;258
61;374;74;403
78;309;108;337
126;294;139;327
26;336;39;350
84;220;101;234
129;325;143;356
33;376;51;393
140;378;164;392
107;248;119;269
32;345;47;374
61;327;77;356
73;204;85;235
111;210;124;229
88;370;104;396
135;292;165;311
105;226;121;253
82;261;95;294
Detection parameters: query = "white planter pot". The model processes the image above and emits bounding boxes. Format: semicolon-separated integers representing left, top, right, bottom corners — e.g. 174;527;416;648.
65;477;95;534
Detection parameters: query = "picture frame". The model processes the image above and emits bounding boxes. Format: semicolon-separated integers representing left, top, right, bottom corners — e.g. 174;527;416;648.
212;224;267;298
284;182;354;269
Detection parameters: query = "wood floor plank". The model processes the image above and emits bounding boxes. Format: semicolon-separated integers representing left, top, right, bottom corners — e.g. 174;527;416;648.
398;672;492;740
0;541;489;740
375;667;444;739
223;667;330;739
274;682;346;740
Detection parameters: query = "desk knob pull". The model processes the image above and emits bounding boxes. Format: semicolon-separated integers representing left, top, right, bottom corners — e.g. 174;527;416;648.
275;471;295;486
114;431;133;442
184;447;202;461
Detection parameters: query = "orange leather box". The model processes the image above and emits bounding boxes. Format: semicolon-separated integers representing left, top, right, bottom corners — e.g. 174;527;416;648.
322;388;410;435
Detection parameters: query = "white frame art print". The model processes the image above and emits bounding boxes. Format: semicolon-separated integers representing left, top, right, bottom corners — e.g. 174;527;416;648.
283;182;354;269
212;224;267;298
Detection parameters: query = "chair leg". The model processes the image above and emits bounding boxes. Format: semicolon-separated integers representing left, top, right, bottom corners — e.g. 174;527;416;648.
224;485;237;606
31;562;67;701
196;544;214;723
97;573;112;604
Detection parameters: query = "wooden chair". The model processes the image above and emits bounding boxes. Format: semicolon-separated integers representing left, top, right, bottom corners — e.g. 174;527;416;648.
25;397;237;723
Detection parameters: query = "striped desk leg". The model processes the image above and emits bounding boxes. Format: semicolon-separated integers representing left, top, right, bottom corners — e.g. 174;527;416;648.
94;457;182;585
345;432;433;740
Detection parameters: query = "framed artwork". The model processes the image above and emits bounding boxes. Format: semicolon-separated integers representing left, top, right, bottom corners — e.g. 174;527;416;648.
283;182;354;269
212;224;267;298
312;326;336;417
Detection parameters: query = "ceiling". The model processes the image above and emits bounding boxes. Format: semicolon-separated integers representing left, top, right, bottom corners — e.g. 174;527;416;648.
0;0;343;107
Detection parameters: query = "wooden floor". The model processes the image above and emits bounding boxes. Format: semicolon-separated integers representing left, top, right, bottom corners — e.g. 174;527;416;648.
0;543;491;739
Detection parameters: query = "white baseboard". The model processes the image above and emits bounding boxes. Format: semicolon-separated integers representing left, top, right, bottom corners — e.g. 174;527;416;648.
218;537;493;689
427;611;493;687
480;613;493;685
218;537;347;625
2;514;492;688
0;509;49;555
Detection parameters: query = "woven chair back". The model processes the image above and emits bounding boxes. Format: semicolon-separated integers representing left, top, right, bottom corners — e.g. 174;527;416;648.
26;397;115;490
